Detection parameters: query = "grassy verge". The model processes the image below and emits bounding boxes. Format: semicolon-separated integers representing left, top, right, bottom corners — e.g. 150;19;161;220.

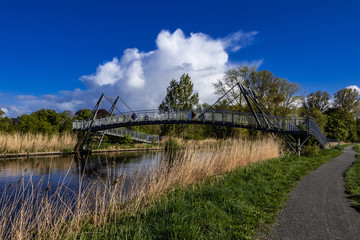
344;145;360;211
77;147;342;240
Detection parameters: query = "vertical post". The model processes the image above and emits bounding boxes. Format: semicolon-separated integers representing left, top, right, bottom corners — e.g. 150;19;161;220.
298;137;301;156
80;94;105;151
232;111;235;126
91;94;105;122
97;96;119;149
237;83;262;127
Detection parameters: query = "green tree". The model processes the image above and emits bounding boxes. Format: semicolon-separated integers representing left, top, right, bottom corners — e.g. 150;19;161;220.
33;109;62;135
0;108;15;133
299;91;330;132
325;108;350;141
324;88;360;142
159;73;199;111
74;109;93;120
158;73;199;137
17;114;40;133
17;109;70;135
299;107;327;132
59;110;73;133
333;88;360;118
213;65;301;116
304;90;331;112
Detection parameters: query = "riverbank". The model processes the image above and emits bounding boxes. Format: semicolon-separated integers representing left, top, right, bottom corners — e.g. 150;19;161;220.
76;147;342;239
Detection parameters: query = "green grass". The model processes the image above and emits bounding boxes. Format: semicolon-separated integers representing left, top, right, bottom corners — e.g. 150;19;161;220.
344;145;360;211
75;148;342;240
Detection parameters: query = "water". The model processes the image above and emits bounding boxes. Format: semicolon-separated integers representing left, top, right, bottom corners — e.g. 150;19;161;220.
0;151;164;196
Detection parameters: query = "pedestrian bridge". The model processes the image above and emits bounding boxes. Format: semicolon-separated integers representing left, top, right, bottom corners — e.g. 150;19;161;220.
72;82;328;154
73;109;327;149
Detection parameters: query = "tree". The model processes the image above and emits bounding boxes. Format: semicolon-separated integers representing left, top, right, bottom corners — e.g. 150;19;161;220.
213;65;301;116
158;73;199;137
0;108;15;133
59;111;73;133
323;88;360;142
299;107;327;132
325;108;350;141
97;109;110;118
333;88;360;118
16;109;72;135
213;66;254;110
304;90;331;112
159;73;199;111
74;109;93;120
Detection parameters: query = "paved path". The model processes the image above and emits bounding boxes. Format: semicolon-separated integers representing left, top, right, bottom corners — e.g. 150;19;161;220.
269;146;360;240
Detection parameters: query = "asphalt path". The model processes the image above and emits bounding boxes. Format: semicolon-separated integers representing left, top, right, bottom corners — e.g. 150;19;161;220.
267;146;360;240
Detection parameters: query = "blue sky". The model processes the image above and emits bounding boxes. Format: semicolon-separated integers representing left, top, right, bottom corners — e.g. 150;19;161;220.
0;0;359;117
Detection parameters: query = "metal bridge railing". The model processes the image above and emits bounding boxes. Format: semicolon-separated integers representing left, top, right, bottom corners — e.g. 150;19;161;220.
102;128;159;144
307;117;327;147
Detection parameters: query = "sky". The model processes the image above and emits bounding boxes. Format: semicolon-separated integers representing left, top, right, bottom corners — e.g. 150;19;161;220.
0;0;359;117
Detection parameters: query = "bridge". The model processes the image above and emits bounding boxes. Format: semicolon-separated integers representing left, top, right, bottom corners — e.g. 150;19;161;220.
72;82;328;155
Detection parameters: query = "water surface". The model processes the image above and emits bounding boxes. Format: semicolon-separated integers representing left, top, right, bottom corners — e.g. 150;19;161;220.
0;151;164;196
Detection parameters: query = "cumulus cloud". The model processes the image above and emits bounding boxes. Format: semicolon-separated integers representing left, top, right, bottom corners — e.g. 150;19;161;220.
4;29;259;117
80;58;124;87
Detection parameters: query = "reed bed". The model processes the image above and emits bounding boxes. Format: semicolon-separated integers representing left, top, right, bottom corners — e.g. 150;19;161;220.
0;137;280;239
0;132;76;153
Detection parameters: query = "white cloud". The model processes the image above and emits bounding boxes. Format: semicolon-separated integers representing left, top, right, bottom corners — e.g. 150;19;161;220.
346;85;360;93
6;105;28;117
80;58;123;87
16;95;38;100
1;107;8;115
222;30;258;52
4;29;260;117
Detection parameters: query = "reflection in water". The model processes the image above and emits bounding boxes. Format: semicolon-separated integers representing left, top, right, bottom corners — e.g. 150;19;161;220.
0;151;164;197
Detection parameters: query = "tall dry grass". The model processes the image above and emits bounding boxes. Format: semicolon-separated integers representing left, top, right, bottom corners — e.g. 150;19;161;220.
0;132;77;153
0;137;280;239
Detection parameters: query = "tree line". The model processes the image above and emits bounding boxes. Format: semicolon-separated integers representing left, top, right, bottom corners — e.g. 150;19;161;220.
0;65;359;142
